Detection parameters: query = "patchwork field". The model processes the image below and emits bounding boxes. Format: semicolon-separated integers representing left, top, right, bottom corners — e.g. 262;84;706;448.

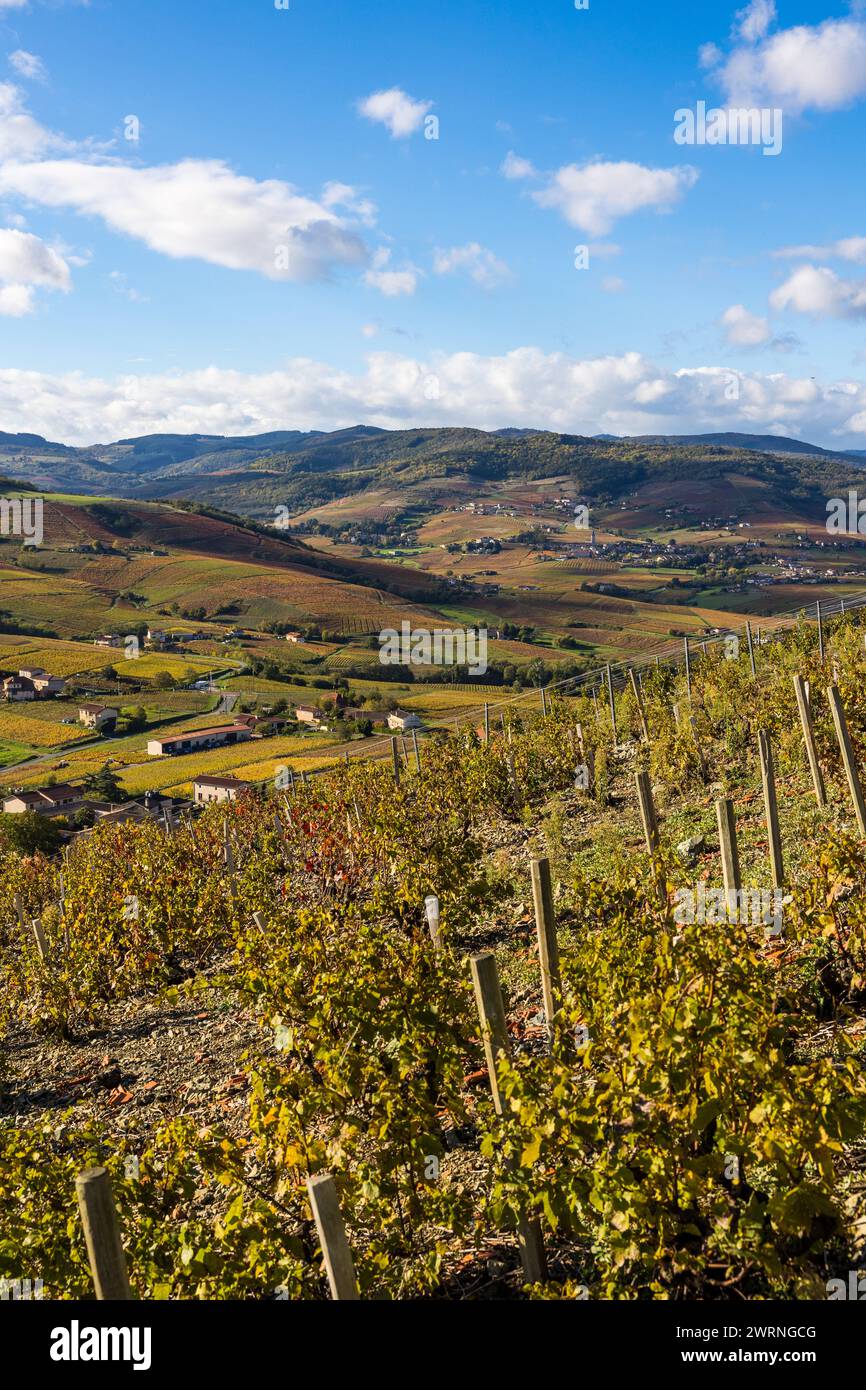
0;711;90;748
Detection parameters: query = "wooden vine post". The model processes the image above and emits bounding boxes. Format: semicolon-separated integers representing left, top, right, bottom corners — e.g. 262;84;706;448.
817;599;824;664
746;620;756;678
683;636;692;702
31;915;49;962
424;894;442;949
469;952;547;1283
715;798;742;913
793;673;827;806
391;736;401;786
757;730;784;889
484;702;490;746
827;684;866;836
629;668;649;743
75;1167;132;1300
605;664;617;747
635;770;659;855
306;1174;360;1301
412;727;421;773
575;721;585;760
529;857;562;1031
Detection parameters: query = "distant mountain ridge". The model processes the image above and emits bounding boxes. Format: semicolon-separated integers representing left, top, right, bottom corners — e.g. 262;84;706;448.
607;431;851;459
1;424;864;522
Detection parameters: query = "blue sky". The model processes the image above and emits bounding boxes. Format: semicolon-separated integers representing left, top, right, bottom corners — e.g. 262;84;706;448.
1;0;866;446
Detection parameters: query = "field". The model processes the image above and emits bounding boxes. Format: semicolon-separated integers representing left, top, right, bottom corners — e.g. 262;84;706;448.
0;710;90;748
6;602;866;1309
0;493;443;641
2;480;860;706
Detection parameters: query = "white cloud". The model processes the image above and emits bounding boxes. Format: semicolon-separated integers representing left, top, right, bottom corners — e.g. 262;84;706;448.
721;302;771;345
601;276;626;294
9;51;46;81
526;159;698;236
0;85;372;285
0;226;70;314
0;158;370;281
734;0;776;45
363;246;419;297
706;14;866;114
699;42;723;70
0;282;31;314
774;237;866;264
769;264;866;319
357;87;432;138
320;181;377;227
5;349;866;449
0;81;64;159
501;150;538;180
432;242;511;288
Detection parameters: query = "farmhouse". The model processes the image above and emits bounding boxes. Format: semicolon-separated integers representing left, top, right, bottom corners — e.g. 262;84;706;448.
2;783;80;816
2;667;66;699
94;634;122;648
18;666;66;696
193;774;251;805
294;705;321;725
387;710;423;732
2;675;36;701
284;632;302;643
147;723;253;757
78;703;117;731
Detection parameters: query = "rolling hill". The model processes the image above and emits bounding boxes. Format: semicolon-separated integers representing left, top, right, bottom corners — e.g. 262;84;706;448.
2;426;865;527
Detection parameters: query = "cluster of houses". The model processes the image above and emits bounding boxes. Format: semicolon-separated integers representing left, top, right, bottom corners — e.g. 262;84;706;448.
1;784;180;826
2;666;66;701
1;775;253;829
94;627;210;651
293;695;421;733
144;703;423;753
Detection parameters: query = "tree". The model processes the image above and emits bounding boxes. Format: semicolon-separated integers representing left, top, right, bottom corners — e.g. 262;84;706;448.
0;811;61;857
83;764;125;804
120;705;147;734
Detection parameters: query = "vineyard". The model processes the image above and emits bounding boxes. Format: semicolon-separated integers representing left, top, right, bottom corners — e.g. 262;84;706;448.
3;602;866;1302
